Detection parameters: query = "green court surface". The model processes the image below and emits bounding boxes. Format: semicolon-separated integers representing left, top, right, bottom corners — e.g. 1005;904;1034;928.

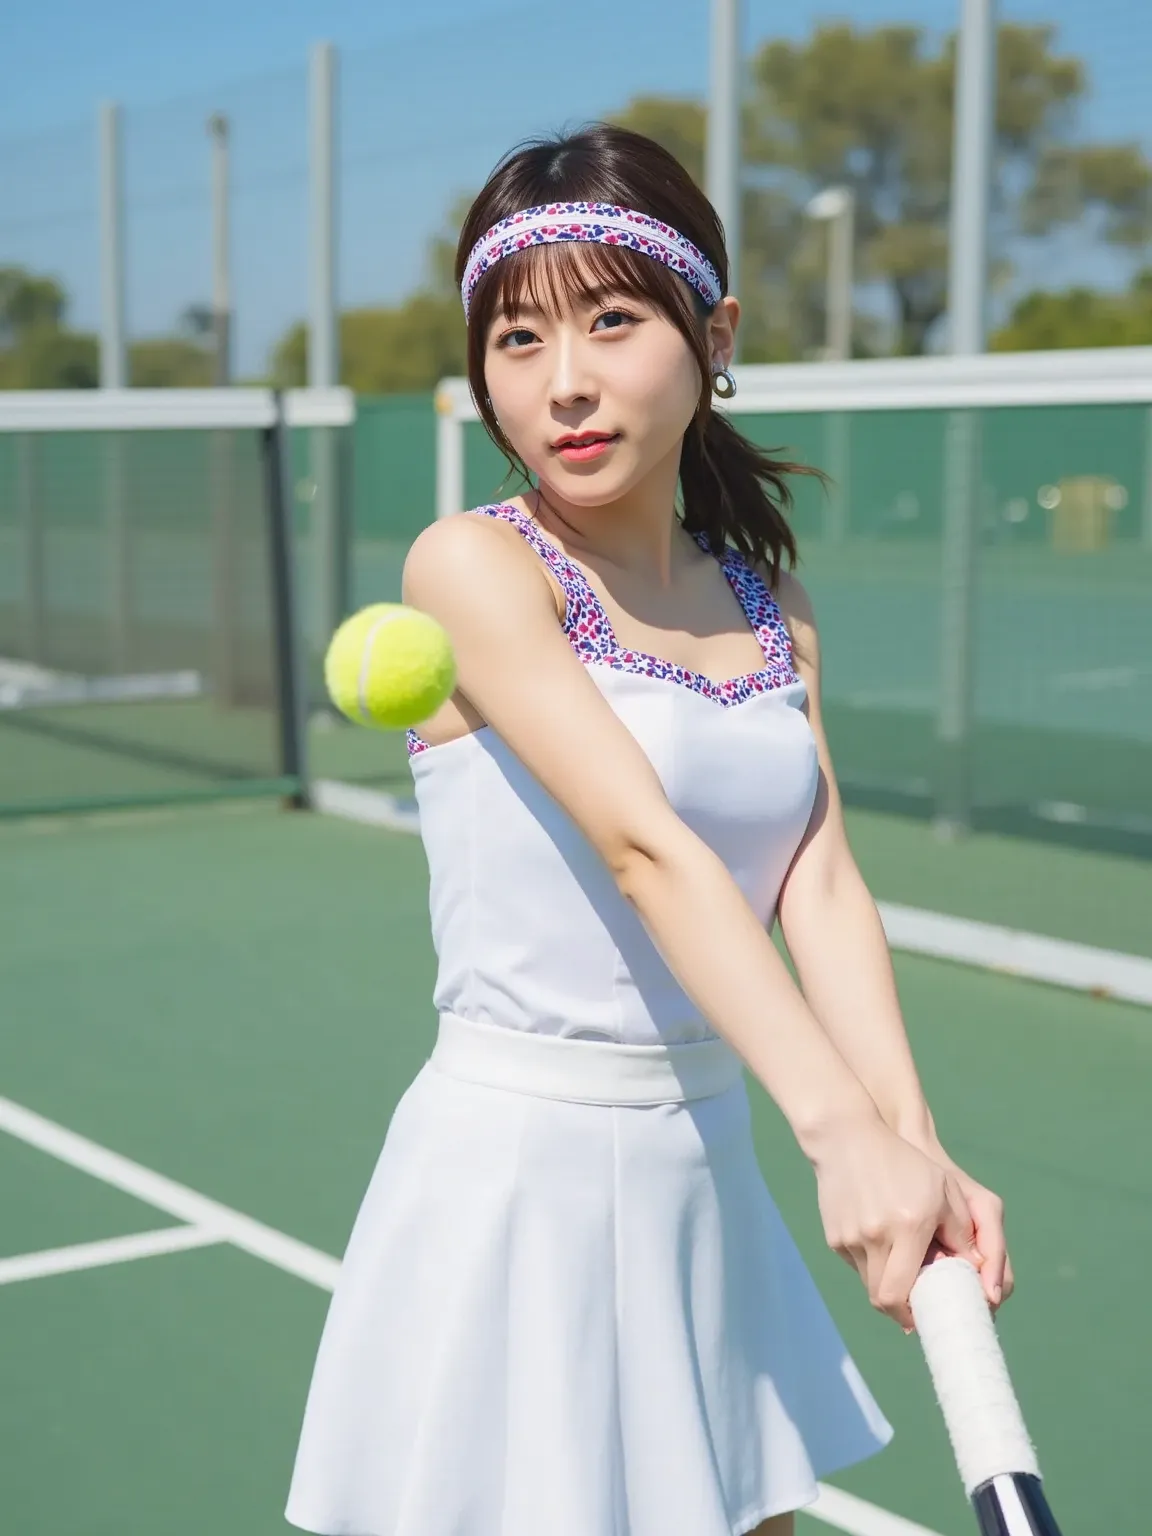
1;801;1149;1536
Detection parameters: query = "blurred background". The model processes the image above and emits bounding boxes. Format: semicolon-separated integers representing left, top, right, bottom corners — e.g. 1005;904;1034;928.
3;0;1151;386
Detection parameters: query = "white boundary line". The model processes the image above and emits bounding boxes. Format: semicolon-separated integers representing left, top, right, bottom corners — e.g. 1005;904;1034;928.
0;1224;223;1286
805;1484;943;1535
877;902;1152;1007
0;1091;942;1536
0;1096;339;1289
310;782;1152;1008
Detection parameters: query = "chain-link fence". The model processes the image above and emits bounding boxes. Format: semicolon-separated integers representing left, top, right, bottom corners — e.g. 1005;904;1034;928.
2;2;1150;388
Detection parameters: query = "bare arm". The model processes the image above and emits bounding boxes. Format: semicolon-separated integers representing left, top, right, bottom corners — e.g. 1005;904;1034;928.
404;515;979;1328
774;570;1010;1306
403;514;877;1154
773;572;934;1141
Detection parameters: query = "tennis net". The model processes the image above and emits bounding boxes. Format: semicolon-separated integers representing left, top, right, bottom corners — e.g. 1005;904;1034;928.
436;350;1152;850
0;388;352;818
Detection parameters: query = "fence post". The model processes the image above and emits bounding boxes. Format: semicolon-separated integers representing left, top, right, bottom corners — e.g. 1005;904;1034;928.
99;100;131;674
706;0;741;342
18;436;45;663
936;0;996;835
308;41;348;682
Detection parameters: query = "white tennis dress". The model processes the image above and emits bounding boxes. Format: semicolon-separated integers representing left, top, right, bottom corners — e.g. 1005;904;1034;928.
285;503;893;1536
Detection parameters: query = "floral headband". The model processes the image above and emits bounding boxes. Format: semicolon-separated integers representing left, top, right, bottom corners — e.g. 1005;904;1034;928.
460;201;723;319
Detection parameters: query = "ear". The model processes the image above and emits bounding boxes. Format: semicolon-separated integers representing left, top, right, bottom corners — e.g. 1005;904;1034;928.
706;296;740;371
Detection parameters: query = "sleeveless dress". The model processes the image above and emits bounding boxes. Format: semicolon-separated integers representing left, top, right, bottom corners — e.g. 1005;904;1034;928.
285;502;893;1536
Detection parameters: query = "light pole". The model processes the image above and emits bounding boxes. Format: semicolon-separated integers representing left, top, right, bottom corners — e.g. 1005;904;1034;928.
706;0;741;351
207;113;231;385
806;186;855;361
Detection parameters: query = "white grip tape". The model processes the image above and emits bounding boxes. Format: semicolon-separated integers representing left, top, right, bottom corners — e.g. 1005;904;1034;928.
910;1257;1040;1494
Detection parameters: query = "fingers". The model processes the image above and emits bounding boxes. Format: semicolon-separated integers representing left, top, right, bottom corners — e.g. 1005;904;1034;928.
971;1190;1008;1307
937;1176;982;1268
872;1229;935;1331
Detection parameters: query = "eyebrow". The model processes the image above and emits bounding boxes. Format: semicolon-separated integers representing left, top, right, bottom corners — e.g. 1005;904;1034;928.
499;285;634;322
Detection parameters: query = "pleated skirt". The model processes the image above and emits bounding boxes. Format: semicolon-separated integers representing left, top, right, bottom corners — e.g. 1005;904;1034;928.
285;1015;893;1536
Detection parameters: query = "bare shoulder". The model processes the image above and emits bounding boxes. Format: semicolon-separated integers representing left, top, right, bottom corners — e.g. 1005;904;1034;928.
402;509;562;619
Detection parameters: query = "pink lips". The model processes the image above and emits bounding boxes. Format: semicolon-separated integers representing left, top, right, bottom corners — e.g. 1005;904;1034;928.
554;434;618;462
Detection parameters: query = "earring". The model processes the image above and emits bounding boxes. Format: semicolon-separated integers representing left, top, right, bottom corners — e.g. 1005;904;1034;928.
711;363;737;399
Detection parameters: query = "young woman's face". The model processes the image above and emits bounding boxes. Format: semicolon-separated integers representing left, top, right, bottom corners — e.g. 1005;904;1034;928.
482;273;705;508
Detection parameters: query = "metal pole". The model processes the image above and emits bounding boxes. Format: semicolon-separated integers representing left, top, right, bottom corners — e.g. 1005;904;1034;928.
936;0;997;838
206;113;240;703
436;388;465;520
310;42;339;394
827;192;855;363
98;101;127;388
706;0;741;333
263;403;311;811
309;41;347;698
948;0;996;356
207;113;231;385
98;101;131;670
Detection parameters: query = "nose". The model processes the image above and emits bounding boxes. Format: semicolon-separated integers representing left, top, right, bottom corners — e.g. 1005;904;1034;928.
548;328;598;410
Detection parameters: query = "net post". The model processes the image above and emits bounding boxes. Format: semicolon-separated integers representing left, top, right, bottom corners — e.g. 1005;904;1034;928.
17;435;46;662
823;410;850;543
263;395;311;810
435;385;465;518
935;409;981;837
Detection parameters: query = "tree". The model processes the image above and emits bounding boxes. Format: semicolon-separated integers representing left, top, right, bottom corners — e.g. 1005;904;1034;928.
0;266;67;346
991;270;1152;351
270;200;468;393
129;338;214;387
272;293;465;394
616;24;1152;356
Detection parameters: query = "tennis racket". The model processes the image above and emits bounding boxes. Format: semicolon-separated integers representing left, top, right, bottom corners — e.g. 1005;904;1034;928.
910;1257;1064;1535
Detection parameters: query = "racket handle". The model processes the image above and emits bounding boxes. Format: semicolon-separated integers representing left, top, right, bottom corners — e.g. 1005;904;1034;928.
910;1257;1039;1493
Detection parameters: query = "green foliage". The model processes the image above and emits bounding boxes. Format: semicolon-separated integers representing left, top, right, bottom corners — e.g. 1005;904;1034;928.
129;338;215;387
615;23;1152;357
991;270;1152;351
0;266;68;344
0;262;220;389
271;293;466;394
0;326;98;389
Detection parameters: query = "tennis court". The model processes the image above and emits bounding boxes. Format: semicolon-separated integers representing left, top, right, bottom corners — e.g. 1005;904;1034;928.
1;794;1149;1536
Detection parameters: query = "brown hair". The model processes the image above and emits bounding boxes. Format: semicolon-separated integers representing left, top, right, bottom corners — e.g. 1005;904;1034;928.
456;123;815;582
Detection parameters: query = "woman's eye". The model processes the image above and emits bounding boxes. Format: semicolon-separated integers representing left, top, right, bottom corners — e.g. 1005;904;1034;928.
592;310;637;332
497;327;539;349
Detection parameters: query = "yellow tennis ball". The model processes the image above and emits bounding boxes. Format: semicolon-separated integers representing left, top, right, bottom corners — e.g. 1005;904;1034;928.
324;604;456;730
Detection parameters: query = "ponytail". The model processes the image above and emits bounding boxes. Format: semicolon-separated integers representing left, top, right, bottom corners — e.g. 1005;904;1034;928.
679;407;822;588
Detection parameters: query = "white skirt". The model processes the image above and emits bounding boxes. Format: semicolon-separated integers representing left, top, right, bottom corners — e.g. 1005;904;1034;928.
285;1015;893;1536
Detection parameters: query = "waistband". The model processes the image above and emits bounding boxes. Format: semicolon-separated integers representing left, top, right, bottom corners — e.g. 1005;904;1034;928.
428;1012;743;1106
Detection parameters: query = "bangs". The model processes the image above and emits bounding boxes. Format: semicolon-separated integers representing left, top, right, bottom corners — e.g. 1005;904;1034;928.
470;239;708;339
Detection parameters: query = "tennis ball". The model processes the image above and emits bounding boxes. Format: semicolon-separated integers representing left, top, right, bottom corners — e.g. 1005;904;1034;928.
324;604;456;730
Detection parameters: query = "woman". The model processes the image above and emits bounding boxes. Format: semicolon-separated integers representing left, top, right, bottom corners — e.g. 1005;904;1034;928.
286;123;1011;1536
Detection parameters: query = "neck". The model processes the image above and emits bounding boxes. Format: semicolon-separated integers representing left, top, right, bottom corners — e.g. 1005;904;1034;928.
528;441;690;588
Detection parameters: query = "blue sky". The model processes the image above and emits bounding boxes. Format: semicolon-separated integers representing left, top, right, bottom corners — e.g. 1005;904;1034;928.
2;0;1148;373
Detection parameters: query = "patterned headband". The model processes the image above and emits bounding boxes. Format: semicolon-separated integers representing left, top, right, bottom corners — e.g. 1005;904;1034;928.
460;201;723;319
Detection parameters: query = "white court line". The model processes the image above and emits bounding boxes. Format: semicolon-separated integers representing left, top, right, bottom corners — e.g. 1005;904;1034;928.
310;781;1152;1009
0;1092;945;1536
878;902;1152;1008
805;1483;943;1535
0;1096;339;1290
0;1224;223;1286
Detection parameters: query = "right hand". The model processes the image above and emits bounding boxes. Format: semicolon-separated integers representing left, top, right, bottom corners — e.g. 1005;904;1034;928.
813;1117;981;1331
